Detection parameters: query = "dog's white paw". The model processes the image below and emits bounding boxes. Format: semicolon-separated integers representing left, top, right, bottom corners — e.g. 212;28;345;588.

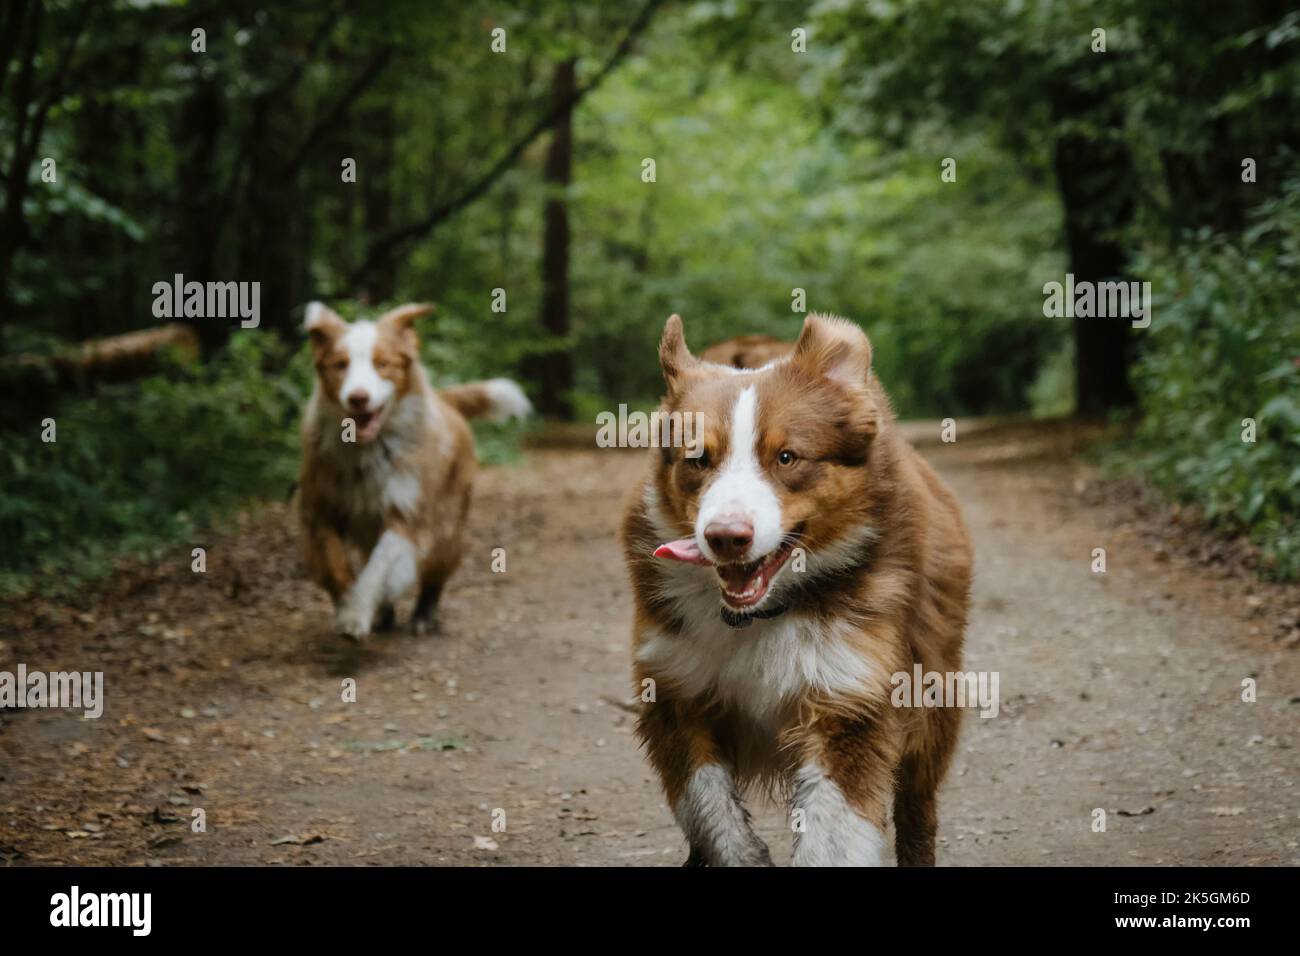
335;605;372;641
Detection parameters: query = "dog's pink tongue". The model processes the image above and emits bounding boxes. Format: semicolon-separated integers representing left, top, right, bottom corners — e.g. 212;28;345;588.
653;538;710;565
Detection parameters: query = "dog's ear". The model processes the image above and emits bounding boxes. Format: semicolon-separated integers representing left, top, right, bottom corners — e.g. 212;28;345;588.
793;313;873;389
378;302;435;332
794;314;878;444
377;303;434;359
659;314;697;395
303;302;348;358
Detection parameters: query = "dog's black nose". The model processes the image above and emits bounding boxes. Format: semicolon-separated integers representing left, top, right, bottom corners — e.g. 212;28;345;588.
704;517;753;562
346;390;370;410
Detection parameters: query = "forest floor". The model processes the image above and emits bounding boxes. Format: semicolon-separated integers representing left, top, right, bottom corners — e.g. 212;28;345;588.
2;420;1298;866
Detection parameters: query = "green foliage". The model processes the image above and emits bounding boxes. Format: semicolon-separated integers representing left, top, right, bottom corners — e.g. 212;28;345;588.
559;39;1063;417
0;333;302;596
1115;179;1300;578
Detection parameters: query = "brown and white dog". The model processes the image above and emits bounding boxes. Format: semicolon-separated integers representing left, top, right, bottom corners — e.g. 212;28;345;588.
622;313;972;866
699;333;794;370
298;301;530;639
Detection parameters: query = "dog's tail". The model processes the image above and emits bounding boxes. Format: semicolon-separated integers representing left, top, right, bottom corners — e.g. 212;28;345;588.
437;378;532;422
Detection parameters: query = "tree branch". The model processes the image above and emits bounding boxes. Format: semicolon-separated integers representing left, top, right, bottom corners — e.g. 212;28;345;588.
339;0;663;294
283;45;393;177
258;1;350;105
224;3;351;211
1;0;94;302
23;0;94;158
6;0;42;165
0;0;37;106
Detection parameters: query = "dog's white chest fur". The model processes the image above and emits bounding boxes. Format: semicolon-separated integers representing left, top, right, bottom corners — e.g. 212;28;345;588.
637;606;875;725
310;392;436;526
346;449;421;518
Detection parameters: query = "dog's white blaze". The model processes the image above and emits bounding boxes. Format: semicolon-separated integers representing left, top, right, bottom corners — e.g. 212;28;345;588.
791;763;885;867
696;385;783;562
338;321;394;412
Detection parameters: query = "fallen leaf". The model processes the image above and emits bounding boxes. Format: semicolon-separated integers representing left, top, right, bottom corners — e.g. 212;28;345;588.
270;834;325;847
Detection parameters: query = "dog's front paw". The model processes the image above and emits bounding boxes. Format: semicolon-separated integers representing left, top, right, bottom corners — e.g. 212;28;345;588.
335;605;372;641
409;612;439;637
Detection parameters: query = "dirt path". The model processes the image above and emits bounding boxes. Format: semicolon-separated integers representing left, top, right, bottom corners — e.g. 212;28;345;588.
2;425;1297;866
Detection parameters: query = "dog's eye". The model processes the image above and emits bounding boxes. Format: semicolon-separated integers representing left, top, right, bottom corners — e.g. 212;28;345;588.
777;449;798;466
374;359;389;372
332;359;348;372
687;450;710;469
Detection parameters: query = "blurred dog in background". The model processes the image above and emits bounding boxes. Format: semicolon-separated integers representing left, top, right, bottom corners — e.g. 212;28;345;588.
298;301;530;639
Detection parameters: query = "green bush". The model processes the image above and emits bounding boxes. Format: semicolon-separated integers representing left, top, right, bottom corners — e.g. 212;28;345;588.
1116;178;1300;579
0;333;303;596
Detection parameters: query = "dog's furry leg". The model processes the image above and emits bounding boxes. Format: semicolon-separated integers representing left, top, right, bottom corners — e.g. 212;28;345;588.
894;705;960;866
381;540;417;606
410;581;443;635
638;699;772;866
789;762;887;867
674;765;772;867
788;709;897;867
337;531;416;640
302;519;353;602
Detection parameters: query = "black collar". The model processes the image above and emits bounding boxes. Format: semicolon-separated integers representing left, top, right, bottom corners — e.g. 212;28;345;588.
720;603;788;629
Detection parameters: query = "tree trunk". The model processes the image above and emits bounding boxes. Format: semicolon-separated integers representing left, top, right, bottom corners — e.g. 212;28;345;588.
178;72;226;348
1049;72;1138;415
534;58;576;419
361;101;396;302
0;0;44;321
236;136;301;347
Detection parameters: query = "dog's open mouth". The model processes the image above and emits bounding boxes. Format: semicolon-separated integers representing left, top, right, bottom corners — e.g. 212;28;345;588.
654;527;802;611
352;405;388;442
714;539;796;608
